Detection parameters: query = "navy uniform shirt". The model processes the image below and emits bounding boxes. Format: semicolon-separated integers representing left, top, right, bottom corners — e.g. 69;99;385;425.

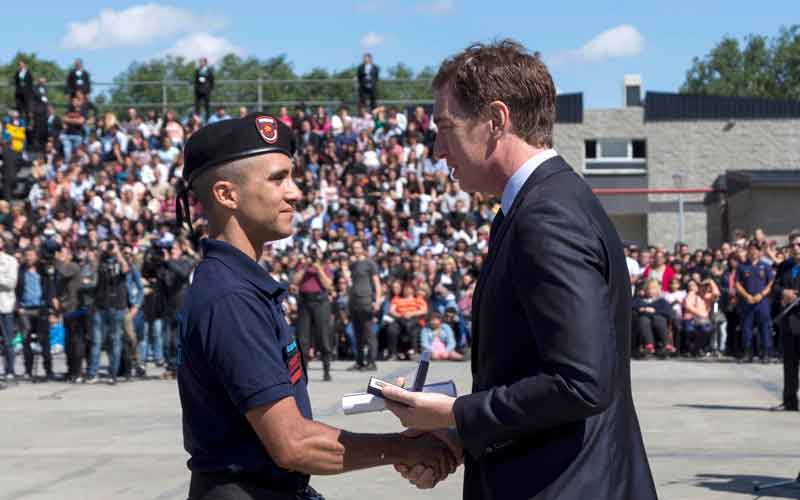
736;260;774;296
177;238;312;491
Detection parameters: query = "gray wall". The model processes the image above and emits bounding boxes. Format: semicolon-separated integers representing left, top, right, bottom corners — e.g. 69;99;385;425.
555;111;800;250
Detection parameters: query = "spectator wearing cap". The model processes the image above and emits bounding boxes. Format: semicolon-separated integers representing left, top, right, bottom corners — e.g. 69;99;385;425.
0;238;19;381
736;240;775;363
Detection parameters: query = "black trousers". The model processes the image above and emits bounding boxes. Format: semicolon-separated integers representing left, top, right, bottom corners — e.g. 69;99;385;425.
782;318;800;408
2;148;17;200
725;310;741;357
358;86;376;110
636;315;669;348
195;92;211;121
65;312;90;378
188;472;296;500
296;294;332;372
350;306;377;366
15;92;31;120
19;308;52;376
385;318;420;357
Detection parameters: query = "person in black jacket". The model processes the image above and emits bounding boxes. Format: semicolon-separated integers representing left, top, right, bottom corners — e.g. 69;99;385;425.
16;245;59;380
633;278;676;356
160;242;194;378
13;60;33;122
194;58;215;122
357;53;379;110
380;39;657;499
772;231;800;411
31;77;50;152
65;59;91;98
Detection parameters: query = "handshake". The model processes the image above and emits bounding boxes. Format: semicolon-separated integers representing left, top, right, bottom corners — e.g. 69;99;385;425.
382;376;463;489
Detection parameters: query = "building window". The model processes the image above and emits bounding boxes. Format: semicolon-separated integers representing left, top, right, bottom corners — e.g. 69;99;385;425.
584;139;646;174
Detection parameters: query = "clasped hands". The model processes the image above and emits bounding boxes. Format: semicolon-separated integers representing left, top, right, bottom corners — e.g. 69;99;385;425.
384;377;463;489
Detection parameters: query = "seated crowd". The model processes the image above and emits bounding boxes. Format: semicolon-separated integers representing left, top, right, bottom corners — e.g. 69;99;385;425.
626;230;799;363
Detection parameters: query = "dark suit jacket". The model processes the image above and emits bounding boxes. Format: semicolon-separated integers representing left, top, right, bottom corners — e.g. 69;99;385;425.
13;70;33;96
357;63;379;89
194;67;215;95
453;155;657;500
66;69;91;96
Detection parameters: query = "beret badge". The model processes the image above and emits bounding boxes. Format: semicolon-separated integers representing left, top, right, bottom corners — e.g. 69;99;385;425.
255;115;278;144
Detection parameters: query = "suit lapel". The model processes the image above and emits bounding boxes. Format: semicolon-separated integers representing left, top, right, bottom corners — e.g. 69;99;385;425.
469;156;572;375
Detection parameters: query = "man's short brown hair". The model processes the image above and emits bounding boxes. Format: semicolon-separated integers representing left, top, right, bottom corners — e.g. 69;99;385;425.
433;39;556;148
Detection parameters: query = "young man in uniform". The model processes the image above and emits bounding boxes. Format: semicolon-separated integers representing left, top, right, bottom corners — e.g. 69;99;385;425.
176;114;457;500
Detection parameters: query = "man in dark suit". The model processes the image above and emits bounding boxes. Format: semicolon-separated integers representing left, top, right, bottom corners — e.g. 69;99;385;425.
357;53;379;110
194;57;215;121
13;60;34;123
66;59;91;97
772;231;800;411
382;39;657;499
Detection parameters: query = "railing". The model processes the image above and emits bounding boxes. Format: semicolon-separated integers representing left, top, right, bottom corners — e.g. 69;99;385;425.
0;78;435;115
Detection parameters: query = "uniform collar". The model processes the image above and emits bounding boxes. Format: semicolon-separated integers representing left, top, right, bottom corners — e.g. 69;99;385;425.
201;238;284;297
500;149;558;215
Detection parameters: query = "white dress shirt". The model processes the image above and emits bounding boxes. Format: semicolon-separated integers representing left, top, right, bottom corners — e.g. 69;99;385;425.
500;149;558;215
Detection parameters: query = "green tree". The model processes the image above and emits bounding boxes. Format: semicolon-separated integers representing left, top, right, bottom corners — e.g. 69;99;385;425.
1;52;68;113
681;25;800;100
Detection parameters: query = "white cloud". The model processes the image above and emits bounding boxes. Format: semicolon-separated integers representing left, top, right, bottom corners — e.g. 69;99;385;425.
360;32;385;49
162;33;244;64
61;4;226;50
557;25;644;64
416;0;456;15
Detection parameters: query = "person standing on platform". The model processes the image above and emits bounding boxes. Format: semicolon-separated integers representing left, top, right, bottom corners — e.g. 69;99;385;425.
194;58;215;122
66;59;91;98
357;53;379;111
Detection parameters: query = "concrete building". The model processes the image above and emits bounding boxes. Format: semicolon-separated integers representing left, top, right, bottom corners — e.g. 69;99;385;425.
552;78;800;250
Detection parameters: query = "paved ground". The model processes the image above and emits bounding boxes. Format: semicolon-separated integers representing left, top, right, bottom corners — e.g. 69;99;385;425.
1;356;799;500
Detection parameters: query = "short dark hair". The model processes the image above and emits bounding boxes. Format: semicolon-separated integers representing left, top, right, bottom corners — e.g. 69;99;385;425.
433;38;556;148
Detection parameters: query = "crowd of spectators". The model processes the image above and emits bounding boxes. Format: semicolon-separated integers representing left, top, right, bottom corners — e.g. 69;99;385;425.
0;56;485;385
2;57;798;387
626;229;800;363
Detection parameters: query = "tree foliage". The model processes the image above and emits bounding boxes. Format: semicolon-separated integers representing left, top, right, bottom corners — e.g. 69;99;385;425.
2;51;435;115
681;25;800;100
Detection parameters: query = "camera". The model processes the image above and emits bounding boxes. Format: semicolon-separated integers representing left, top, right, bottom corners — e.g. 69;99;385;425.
309;245;323;262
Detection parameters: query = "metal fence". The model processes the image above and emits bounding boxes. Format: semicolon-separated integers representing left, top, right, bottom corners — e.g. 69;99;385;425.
0;78;434;115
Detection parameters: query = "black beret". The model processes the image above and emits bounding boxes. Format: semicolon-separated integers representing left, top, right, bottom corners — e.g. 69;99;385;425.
182;112;295;185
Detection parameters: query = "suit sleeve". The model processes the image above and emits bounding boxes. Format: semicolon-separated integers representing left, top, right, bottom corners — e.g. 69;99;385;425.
453;199;616;459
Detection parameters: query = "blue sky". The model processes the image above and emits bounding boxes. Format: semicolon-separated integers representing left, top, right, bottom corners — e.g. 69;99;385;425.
2;1;797;108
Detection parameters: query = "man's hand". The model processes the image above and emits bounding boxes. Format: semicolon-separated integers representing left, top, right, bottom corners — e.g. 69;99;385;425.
396;430;458;487
382;382;457;430
395;428;463;489
782;289;797;306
